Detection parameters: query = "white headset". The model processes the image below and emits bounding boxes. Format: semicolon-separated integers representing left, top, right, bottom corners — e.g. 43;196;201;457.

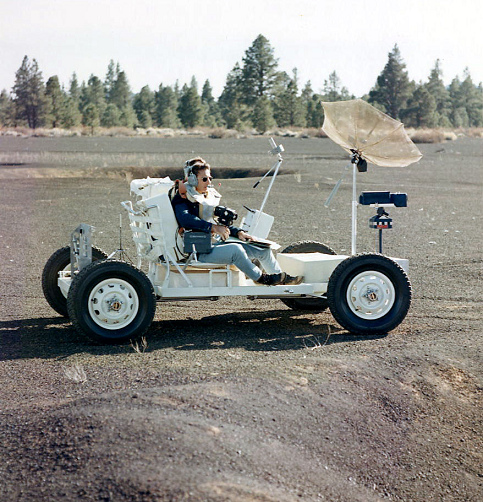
184;167;199;187
184;158;210;188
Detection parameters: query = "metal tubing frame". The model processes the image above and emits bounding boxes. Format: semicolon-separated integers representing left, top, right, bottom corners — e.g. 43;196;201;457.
259;157;282;215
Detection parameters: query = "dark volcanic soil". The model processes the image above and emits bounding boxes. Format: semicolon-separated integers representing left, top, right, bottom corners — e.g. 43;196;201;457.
0;136;481;501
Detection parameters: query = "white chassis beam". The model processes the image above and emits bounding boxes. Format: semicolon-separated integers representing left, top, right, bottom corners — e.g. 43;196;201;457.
154;282;326;300
58;272;326;301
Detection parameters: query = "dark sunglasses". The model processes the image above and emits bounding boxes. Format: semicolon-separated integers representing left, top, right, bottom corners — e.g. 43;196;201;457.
201;176;213;182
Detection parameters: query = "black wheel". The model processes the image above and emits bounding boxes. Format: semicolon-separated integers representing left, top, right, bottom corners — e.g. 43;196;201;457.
327;253;411;336
67;260;156;344
280;240;336;311
42;246;108;317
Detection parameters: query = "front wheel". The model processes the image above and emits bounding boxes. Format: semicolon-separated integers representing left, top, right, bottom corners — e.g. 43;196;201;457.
280;240;336;312
327;254;411;335
67;260;156;344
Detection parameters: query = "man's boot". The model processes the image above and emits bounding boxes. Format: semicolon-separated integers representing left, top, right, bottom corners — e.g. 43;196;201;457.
255;273;283;286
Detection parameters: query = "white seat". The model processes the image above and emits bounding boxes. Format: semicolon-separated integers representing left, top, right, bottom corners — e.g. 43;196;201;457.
122;179;243;290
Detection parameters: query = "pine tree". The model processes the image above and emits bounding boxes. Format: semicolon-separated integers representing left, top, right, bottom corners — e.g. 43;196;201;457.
252;96;275;133
322;71;352;102
174;81;181;101
459;69;483;127
83;103;100;134
475;84;483;127
0;89;8;125
448;77;468;127
402;84;437;127
104;60;118;103
0;89;14;126
79;81;88;114
178;78;203;128
201;79;215;106
425;60;451;126
101;103;121;127
154;84;181;128
272;69;305;127
110;70;130;108
110;70;136;127
218;63;251;129
368;45;413;119
241;35;279;106
62;95;82;128
45;76;64;128
447;70;483;127
119;105;137;128
85;75;106;115
306;95;324;128
201;79;222;127
300;81;324;128
65;73;82;127
133;85;155;128
12;56;48;128
69;73;81;107
301;81;314;109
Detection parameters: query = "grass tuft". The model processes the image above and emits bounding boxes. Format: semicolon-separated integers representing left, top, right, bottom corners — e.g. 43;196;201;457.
131;336;148;353
302;327;332;350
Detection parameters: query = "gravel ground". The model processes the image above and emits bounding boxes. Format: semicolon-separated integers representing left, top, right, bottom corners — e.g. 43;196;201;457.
0;136;481;501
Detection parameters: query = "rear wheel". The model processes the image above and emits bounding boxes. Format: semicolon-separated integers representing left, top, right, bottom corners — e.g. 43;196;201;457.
67;260;156;344
280;240;336;311
327;254;411;335
42;246;107;317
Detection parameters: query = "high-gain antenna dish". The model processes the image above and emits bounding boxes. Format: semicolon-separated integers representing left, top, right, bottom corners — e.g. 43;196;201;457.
322;99;422;254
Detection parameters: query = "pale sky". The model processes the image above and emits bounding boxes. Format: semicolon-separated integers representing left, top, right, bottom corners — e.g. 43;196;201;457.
1;0;482;98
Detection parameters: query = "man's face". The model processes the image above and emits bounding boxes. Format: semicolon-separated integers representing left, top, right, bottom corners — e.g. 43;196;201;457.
196;168;212;193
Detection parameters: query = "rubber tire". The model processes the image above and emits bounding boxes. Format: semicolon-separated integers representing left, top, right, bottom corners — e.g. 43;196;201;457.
42;246;108;317
67;260;156;344
279;240;336;311
327;253;411;336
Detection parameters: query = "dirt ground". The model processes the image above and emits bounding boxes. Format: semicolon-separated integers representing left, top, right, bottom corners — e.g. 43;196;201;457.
0;136;481;501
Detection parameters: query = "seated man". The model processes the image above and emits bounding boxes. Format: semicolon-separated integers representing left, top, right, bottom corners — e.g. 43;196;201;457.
171;157;302;286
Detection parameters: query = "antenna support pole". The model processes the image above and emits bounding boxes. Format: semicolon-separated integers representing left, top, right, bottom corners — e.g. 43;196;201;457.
255;138;284;215
351;160;358;255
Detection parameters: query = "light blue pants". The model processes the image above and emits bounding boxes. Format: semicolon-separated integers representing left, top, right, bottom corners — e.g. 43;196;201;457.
197;242;282;281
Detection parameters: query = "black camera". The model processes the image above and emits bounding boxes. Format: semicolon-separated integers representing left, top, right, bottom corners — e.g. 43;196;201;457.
214;205;238;226
359;191;407;207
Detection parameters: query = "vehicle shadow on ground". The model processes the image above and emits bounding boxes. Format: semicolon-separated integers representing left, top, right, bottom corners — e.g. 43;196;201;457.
148;309;387;352
0;310;387;361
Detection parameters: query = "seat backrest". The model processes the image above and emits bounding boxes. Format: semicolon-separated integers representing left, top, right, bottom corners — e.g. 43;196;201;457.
142;192;182;259
124;192;185;264
130;177;174;199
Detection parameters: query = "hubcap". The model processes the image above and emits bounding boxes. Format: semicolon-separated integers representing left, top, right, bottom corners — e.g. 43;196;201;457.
88;279;139;330
346;270;395;320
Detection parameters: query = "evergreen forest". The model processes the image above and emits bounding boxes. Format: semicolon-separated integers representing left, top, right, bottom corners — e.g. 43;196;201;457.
1;35;482;134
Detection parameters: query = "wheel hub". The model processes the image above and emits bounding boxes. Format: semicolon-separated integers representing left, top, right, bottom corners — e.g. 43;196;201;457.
107;298;123;312
347;271;395;320
363;288;379;302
